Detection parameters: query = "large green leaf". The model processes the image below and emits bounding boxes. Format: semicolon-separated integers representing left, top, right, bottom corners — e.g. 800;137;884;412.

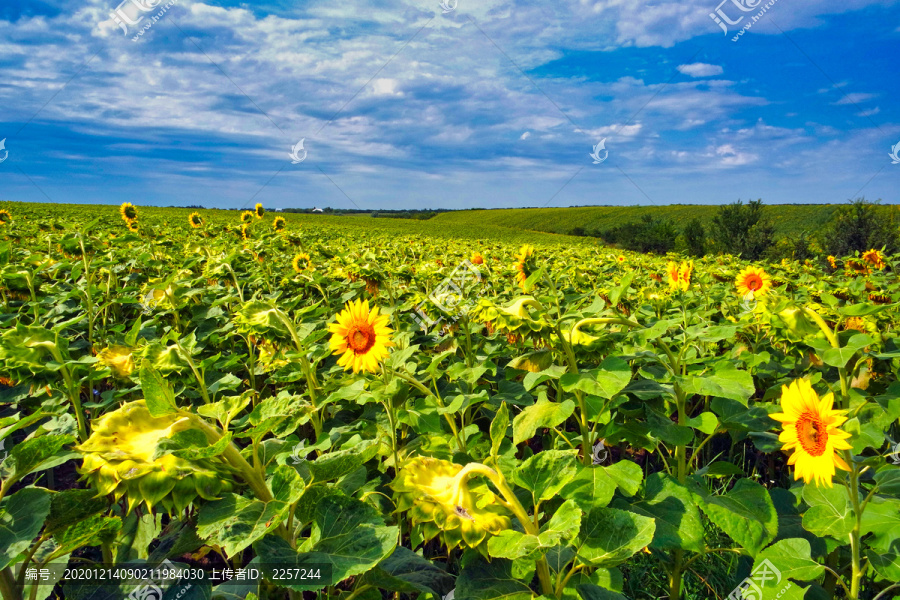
140;359;178;417
512;398;575;445
576;584;629;600
679;362;755;405
197;493;291;556
575;507;655;568
559;357;632;400
1;434;76;483
697;479;777;557
45;489;109;534
255;494;397;591
455;557;534;600
308;439;378;482
754;538;824;582
488;499;582;560
617;473;703;553
561;462;643;513
800;485;853;539
0;487;52;569
513;450;579;505
362;546;454;597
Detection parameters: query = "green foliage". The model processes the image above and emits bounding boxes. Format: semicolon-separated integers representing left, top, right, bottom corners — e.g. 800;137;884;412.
709;199;776;259
820;198;899;256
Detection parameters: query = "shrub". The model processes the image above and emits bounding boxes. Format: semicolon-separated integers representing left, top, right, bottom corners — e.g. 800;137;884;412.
709;199;775;260
820;198;898;257
600;215;678;254
683;218;706;257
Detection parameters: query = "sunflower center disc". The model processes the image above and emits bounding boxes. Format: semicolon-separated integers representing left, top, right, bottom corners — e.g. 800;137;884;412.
349;324;376;353
797;413;828;456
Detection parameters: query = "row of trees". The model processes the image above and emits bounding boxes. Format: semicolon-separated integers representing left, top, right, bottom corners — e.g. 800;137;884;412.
576;199;898;260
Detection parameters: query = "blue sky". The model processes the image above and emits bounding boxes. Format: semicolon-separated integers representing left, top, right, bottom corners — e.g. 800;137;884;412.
0;0;898;210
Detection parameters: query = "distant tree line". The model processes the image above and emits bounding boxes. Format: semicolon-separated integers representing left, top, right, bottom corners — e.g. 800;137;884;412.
277;207;450;220
570;198;898;260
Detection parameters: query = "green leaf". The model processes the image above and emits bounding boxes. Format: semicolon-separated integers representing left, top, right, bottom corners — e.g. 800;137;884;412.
53;513;122;555
512;398;575;445
513;449;579;505
45;489;108;534
679;362;755;405
619;473;703;553
560;357;632;400
255;494;397;591
873;467;900;495
0;487;52;569
538;499;582;546
197;493;291;556
560;461;643;512
576;584;629;600
1;434;76;482
686;412;718;435
698;479;777;557
486;530;541;561
153;429;231;461
754;538;825;582
362;546;454;597
308;439;378;482
608;272;635;308
140;359;178;416
269;465;306;504
800;485;853;539
491;402;510;459
575;507;655;568
456;557;534;600
868;551;900;581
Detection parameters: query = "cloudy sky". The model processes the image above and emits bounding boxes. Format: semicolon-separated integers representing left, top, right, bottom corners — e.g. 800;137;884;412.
0;0;898;210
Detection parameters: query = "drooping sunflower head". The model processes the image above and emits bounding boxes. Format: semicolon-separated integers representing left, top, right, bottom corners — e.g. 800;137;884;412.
327;298;394;373
514;245;536;290
97;346;135;378
240;223;250;241
241;210;254;224
769;379;852;487
392;457;511;551
76;400;234;514
862;249;885;270
0;209;11;225
273;216;286;231
189;212;203;229
120;203;138;223
292;252;312;273
735;266;771;297
254;203;265;219
846;259;870;276
126;220;139;233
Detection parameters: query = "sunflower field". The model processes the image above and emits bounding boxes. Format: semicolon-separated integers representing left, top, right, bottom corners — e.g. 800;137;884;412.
0;202;899;600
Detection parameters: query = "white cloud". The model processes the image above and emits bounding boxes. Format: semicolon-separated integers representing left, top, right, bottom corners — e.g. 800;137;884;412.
677;63;723;77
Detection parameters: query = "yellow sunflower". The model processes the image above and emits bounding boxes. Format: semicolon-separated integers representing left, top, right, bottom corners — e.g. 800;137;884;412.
189;212;203;228
679;261;693;290
240;223;250;241
273;216;286;231
392;457;511;550
254;203;265;219
472;252;484;265
514;245;535;290
120;202;138;223
241;211;254;224
126;220;139;233
735;266;771;297
666;261;680;288
769;379;852;487
292;252;312;273
327;299;394;373
826;255;837;269
862;249;885;270
97;346;135;378
617;255;626;263
0;209;11;225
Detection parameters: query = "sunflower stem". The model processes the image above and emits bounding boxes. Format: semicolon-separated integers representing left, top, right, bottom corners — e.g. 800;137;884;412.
844;451;863;600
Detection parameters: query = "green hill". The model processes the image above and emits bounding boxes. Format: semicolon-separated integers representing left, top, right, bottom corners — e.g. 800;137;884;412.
430;204;843;239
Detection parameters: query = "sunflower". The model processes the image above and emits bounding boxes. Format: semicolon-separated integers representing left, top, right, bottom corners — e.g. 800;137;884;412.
327;299;394;373
514;245;536;290
240;223;250;241
254;203;265;219
273;216;286;231
666;262;680;287
392;457;511;551
617;255;626;263
126;220;139;233
188;212;203;228
120;203;138;223
97;346;135;378
241;211;254;224
471;252;484;265
862;249;885;270
826;255;837;269
735;266;771;297
769;379;852;487
0;209;11;225
846;260;870;276
292;252;312;273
